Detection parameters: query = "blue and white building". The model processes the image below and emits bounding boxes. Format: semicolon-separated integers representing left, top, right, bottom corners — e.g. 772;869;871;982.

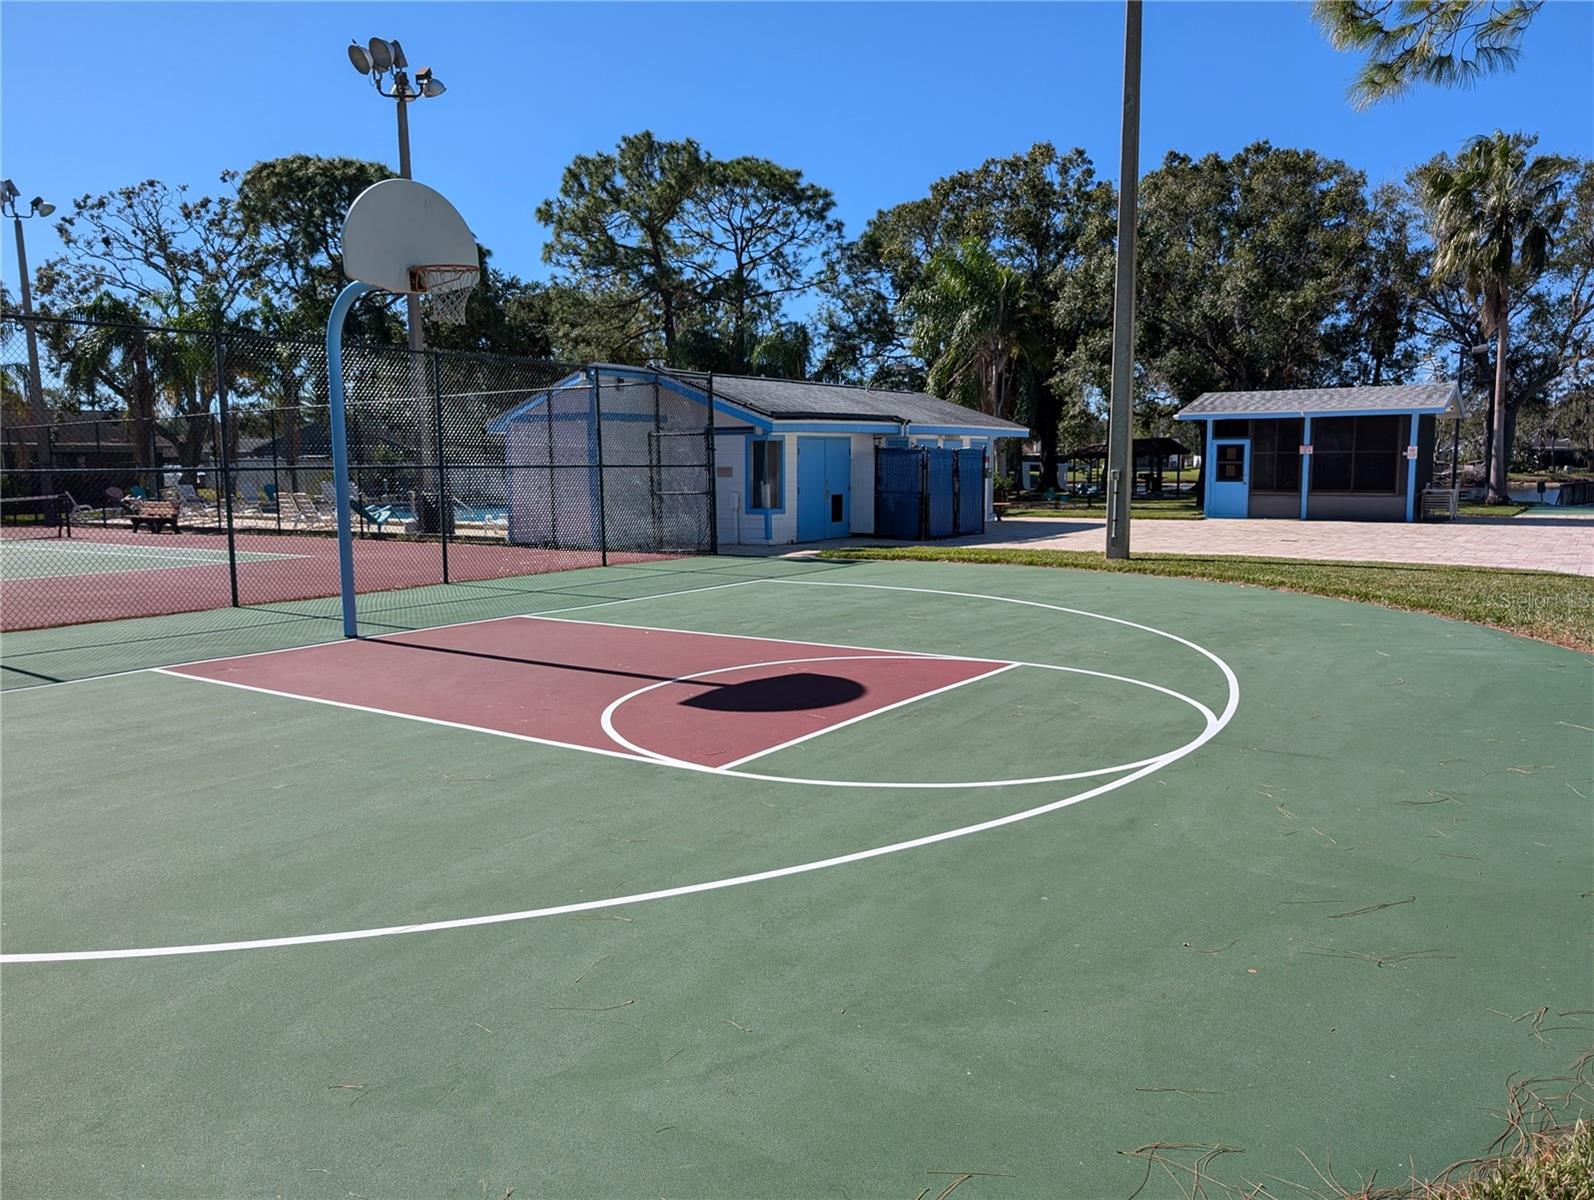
1175;383;1462;522
487;365;1028;547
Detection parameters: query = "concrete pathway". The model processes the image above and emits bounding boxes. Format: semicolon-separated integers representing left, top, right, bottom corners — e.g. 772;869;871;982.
951;513;1594;575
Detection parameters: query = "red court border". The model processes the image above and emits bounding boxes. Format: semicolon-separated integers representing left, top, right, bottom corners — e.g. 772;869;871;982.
163;617;1011;769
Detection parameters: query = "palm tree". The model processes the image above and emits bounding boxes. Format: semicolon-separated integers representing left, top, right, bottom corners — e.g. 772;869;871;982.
749;322;812;380
907;239;1044;477
1;363;36;472
1313;1;1543;109
57;296;160;483
1422;132;1567;502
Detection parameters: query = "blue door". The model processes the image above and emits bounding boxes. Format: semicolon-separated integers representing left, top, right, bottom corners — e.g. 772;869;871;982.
1207;439;1250;518
797;437;851;540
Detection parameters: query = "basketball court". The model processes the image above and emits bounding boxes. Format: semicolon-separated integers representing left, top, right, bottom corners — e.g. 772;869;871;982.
1;554;1588;1197
2;149;1589;1200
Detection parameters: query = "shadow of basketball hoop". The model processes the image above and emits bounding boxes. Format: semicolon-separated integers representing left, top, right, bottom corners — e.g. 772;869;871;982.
680;672;866;713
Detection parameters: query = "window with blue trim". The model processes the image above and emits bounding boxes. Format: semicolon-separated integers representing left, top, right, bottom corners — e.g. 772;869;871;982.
749;439;782;510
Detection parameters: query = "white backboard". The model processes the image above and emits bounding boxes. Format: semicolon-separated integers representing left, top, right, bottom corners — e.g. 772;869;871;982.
341;179;477;294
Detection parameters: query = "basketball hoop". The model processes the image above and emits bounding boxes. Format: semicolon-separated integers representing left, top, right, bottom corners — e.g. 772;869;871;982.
409;262;477;325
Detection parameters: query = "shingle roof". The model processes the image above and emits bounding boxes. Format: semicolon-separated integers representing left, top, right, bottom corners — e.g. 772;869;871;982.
657;368;1029;433
1176;383;1459;418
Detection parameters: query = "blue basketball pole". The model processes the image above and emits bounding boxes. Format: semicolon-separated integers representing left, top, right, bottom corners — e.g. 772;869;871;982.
326;280;373;638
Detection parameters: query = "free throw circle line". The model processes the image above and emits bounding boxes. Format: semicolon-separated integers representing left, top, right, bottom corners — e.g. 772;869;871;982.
0;584;1238;963
600;654;1217;788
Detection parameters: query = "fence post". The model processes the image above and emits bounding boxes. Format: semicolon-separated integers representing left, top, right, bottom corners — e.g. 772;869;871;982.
705;373;718;555
267;398;282;531
432;350;449;585
592;369;608;566
650;376;663;548
215;333;240;608
952;448;961;536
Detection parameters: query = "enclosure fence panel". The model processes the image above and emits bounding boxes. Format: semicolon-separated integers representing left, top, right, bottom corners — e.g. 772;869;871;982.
954;448;985;536
925;449;956;538
874;447;926;540
0;314;716;634
873;446;985;540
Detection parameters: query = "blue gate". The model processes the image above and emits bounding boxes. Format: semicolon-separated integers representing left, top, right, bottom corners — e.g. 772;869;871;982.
954;449;984;535
875;447;924;539
874;446;985;539
926;449;955;537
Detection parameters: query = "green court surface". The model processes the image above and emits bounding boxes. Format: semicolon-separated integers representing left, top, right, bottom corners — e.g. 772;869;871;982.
0;537;298;580
1;556;1589;1198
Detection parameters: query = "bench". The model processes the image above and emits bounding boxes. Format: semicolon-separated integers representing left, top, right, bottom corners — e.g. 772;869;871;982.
129;498;181;533
992;501;1012;522
1420;487;1460;521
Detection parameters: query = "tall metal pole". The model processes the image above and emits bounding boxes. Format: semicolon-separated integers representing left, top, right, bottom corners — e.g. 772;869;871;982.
1104;0;1142;560
11;214;54;490
395;91;424;358
327;280;373;638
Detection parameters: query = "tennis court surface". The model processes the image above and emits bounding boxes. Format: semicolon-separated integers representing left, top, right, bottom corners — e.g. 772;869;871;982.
1;555;1588;1197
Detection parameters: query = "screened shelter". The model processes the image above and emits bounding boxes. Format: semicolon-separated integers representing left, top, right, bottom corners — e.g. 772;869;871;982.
1175;384;1461;522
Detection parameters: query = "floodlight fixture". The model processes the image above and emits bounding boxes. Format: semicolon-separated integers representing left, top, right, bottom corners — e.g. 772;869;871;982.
31;199;53;217
389;39;407;68
422;77;445;97
368;37;393;72
348;41;372;74
1;179;18;203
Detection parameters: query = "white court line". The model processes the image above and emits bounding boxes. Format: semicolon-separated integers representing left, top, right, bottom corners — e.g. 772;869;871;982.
0;577;766;692
514;612;999;665
598;654;1017;765
600;656;1216;788
767;578;1240;687
15;541;304;564
148;669;649;767
0;581;1240;963
717;662;1020;770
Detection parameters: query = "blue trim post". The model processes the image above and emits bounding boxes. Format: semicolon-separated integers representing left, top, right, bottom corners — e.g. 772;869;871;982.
1405;411;1420;522
1202;419;1214;517
326;280;372;638
1299;415;1312;521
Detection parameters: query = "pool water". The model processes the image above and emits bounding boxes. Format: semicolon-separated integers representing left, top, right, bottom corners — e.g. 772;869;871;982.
379;503;508;524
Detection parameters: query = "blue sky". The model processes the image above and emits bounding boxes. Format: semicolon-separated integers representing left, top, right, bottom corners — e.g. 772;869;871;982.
2;1;1590;300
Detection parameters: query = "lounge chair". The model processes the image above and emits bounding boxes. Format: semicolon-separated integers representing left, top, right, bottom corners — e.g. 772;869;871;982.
171;483;218;525
353;497;417;536
60;491;96;524
284;492;335;530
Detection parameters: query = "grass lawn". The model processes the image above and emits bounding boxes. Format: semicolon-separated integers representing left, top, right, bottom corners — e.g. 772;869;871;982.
816;545;1594;651
1458;501;1532;518
1003;497;1203;520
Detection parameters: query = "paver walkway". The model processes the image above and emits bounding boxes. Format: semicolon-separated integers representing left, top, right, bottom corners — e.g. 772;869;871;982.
757;512;1594;575
958;513;1594;575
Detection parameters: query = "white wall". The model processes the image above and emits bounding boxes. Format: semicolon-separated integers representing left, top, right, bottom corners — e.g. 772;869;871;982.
711;432;797;545
849;434;874;535
714;430;878;544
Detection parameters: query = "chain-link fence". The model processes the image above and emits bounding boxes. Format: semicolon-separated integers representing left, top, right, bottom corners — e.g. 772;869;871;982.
0;314;717;634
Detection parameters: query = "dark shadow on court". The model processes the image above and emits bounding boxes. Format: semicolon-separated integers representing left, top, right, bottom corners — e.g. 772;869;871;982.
680;672;865;712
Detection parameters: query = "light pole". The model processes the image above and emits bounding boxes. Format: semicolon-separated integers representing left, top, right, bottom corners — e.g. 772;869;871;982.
346;38;446;360
3;179;56;495
1104;0;1142;560
346;37;449;530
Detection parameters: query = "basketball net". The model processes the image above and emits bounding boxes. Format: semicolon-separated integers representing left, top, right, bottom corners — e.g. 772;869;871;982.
409;263;478;325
